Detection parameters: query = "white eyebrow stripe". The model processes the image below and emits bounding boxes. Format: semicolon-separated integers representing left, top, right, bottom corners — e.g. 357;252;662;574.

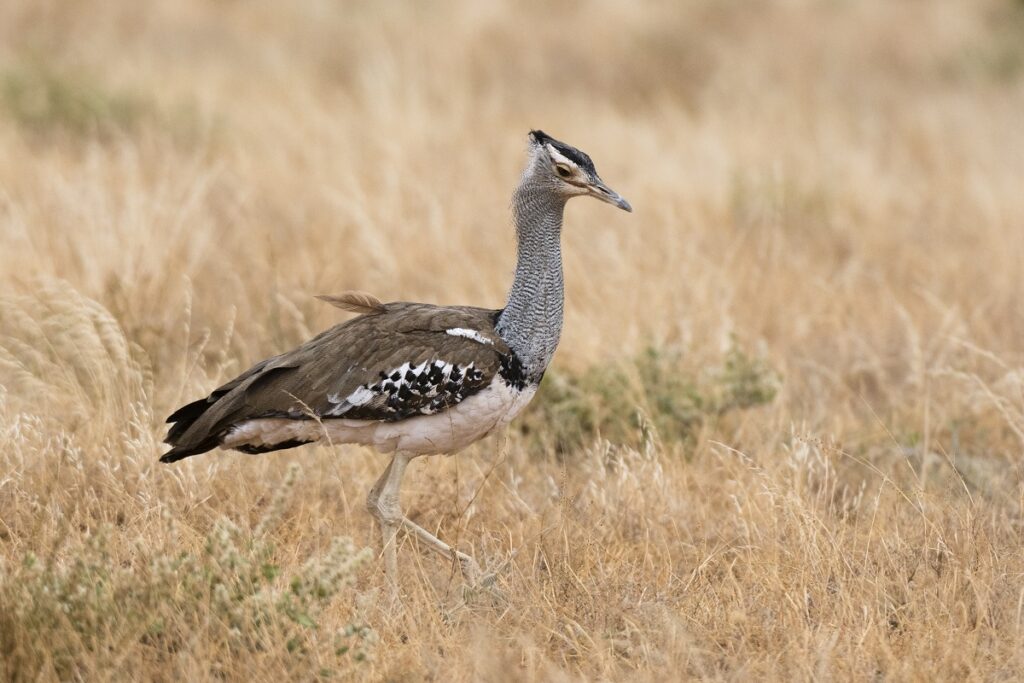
446;328;494;345
545;144;578;169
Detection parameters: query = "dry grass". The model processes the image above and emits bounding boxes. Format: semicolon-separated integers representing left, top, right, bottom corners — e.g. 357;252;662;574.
1;0;1024;680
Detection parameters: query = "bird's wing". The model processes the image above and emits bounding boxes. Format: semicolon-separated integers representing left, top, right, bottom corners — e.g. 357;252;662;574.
162;303;510;459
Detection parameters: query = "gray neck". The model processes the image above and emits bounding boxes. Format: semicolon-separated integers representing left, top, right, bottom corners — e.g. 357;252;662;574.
495;179;567;381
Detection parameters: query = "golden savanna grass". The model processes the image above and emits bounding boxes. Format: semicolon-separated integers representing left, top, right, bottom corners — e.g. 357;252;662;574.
2;0;1024;680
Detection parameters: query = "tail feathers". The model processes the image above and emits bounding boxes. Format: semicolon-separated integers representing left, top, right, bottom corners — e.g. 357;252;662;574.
160;438;220;464
162;396;221;464
161;363;298;464
166;396;214;423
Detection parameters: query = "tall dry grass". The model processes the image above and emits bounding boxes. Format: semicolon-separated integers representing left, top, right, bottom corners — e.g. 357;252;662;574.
1;0;1023;680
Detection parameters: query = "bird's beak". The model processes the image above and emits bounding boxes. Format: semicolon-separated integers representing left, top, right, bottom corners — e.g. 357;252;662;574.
588;179;632;212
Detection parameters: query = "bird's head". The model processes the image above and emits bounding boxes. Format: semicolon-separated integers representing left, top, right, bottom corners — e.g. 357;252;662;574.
526;130;632;212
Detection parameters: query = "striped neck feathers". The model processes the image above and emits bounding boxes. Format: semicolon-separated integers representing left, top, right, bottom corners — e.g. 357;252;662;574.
495;178;567;381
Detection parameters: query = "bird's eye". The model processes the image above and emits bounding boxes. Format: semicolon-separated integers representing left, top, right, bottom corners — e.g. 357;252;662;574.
555;164;573;178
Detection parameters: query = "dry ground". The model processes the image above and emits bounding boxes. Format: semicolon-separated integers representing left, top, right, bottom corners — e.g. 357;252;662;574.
2;0;1024;680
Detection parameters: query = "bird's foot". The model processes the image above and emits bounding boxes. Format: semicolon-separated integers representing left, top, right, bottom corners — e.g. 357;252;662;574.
456;553;483;584
460;574;505;604
457;557;508;604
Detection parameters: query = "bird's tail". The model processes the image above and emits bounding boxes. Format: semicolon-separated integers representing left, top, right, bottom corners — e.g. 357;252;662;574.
161;397;220;463
160;441;218;463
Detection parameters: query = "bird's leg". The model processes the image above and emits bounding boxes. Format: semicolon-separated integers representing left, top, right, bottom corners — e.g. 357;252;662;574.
366;452;412;593
399;517;483;584
367;452;485;587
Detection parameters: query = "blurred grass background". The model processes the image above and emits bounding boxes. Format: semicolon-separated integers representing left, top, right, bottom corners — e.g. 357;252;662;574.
1;0;1023;680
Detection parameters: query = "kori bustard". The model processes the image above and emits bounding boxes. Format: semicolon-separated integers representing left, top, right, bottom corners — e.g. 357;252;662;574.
162;131;631;586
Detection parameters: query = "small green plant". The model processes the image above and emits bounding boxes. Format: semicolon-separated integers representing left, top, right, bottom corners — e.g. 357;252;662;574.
711;343;782;413
941;1;1024;83
0;464;375;680
0;63;151;139
519;342;779;454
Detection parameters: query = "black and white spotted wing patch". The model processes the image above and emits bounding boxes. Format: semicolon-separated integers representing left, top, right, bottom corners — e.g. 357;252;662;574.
326;359;489;421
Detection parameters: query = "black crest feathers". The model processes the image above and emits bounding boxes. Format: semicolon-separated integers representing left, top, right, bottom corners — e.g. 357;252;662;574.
528;129;596;175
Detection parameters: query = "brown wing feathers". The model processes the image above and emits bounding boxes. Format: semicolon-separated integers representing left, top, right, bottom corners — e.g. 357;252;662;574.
315;291;386;315
161;303;505;463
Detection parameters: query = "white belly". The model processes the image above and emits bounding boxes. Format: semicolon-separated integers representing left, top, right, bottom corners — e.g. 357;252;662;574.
221;377;538;456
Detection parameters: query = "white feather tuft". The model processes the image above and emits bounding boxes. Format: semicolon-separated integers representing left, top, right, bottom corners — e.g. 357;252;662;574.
446;328;494;345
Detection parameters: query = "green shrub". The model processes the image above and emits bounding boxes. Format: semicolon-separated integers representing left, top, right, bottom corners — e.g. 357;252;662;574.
1;63;151;139
0;464;375;680
519;342;779;454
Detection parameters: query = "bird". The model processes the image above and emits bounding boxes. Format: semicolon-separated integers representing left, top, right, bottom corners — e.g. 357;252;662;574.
161;130;631;587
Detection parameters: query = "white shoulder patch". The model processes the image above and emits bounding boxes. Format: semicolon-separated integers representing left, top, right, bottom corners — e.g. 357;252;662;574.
446;328;494;345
